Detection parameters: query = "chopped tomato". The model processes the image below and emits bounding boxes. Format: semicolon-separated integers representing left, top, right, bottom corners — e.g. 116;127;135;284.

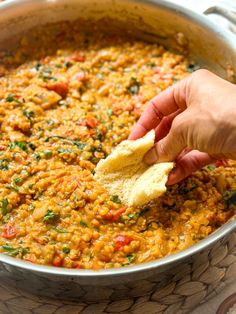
71;261;81;268
215;159;228;167
43;82;69;98
70;51;85;62
104;207;126;222
25;257;36;263
2;224;17;239
52;255;63;267
114;234;133;251
82;117;98;128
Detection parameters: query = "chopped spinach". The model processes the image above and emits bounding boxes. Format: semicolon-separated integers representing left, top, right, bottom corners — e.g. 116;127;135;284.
206;164;216;171
127;77;140;95
138;207;150;216
13;177;21;184
223;190;236;208
9;141;28;152
1;245;29;256
57;148;74;154
80;220;87;227
43;210;57;222
22;109;35;120
127;254;135;263
5;94;21;103
55;227;68;233
45;136;86;151
110;195;121;204
62;247;70;254
1;198;9;216
179;183;197;195
0;159;9;170
128;213;136;219
44;150;52;158
107;108;113;116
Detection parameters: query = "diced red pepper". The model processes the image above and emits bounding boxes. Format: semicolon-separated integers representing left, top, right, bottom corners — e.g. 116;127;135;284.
215;159;228;167
82;117;98;128
71;261;81;268
2;224;17;239
43;82;69;98
25;257;36;263
114;234;133;251
52;255;63;267
104;207;126;222
70;51;85;62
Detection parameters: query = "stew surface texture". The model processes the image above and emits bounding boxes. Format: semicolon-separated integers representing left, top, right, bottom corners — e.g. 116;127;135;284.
0;22;235;269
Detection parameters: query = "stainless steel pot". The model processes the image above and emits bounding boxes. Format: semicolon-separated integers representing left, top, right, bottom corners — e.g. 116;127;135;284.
0;1;236;313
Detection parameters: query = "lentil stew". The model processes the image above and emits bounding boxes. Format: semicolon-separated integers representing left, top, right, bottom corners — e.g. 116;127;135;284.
0;22;235;269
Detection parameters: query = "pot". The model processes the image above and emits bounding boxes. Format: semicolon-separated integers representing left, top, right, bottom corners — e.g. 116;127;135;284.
0;1;236;313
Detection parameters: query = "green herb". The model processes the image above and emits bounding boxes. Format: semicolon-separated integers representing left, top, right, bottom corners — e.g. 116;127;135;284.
44;150;52;158
6;94;14;102
223;190;236;208
43;210;57;222
95;130;103;141
14;177;21;184
80;220;87;227
9;141;28;152
22;109;35;120
55;64;62;68
35;62;42;71
55;227;68;233
39;68;56;82
128;213;136;219
179;183;197;195
62;247;70;254
29;143;36;151
128;77;140;95
29;204;35;211
45;136;86;151
110;195;121;204
206;164;216;171
138;207;150;217
1;245;29;256
147;62;156;68
1;198;9;216
0;159;9;170
57;148;74;154
6;185;19;192
107;108;113;117
34;152;41;161
64;61;73;68
5;94;21;103
127;254;135;263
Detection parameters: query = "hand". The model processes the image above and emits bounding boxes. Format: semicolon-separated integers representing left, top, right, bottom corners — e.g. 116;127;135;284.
129;69;236;184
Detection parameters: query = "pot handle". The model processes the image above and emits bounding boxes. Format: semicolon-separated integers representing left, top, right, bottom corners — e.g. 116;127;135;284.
203;5;236;33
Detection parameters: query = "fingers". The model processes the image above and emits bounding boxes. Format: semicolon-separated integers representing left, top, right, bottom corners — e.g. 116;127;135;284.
129;80;188;140
167;150;215;185
144;113;187;164
154;109;182;141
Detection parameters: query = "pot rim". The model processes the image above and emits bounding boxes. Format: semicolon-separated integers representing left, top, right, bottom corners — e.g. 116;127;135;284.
0;220;235;277
0;0;236;277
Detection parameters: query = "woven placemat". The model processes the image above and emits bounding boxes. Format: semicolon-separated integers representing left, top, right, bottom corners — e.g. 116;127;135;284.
0;230;235;314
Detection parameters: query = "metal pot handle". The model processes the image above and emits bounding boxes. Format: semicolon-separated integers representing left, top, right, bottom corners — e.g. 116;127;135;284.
203;5;236;33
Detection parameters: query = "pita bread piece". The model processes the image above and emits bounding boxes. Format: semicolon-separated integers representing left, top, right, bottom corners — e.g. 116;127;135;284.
94;130;174;207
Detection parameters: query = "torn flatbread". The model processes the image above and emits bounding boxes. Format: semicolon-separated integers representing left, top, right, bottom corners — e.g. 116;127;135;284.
94;130;174;207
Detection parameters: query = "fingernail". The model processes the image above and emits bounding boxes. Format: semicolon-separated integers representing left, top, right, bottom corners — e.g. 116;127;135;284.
144;147;158;164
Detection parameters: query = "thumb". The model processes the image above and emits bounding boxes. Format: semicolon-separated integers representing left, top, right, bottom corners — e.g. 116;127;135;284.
144;126;185;164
